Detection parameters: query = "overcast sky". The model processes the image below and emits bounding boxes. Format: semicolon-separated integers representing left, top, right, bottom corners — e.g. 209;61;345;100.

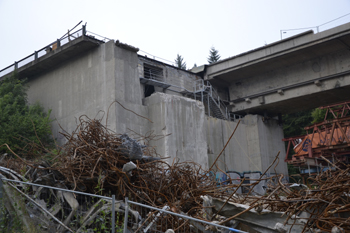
1;0;350;70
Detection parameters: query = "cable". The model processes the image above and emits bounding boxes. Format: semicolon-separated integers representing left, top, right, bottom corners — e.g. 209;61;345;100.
138;50;175;65
319;12;350;27
281;12;350;33
280;27;317;32
86;31;111;41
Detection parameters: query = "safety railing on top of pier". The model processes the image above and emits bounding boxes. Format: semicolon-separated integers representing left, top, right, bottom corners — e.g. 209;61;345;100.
0;25;107;79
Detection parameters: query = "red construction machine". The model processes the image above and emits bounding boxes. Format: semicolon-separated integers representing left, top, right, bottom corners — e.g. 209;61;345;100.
283;101;350;171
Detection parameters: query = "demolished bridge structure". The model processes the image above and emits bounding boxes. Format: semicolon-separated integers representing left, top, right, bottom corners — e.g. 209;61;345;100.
0;24;288;176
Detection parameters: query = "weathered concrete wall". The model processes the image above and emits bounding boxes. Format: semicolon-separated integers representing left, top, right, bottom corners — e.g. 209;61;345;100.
144;94;288;174
27;41;150;145
27;41;117;144
113;45;150;136
163;66;198;94
248;115;287;175
207;115;288;175
145;92;208;167
207;117;249;171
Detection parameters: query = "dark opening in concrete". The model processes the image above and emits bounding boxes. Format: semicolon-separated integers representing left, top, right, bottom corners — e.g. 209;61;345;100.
144;84;155;97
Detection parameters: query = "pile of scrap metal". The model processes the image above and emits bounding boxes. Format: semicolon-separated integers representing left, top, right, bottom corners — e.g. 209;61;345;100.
206;158;350;233
1;114;350;232
0;116;231;232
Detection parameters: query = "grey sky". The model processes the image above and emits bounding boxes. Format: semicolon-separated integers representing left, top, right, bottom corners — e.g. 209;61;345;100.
0;0;350;70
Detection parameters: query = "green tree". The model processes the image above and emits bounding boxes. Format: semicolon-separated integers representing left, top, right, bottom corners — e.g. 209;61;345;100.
174;54;187;69
283;107;334;138
0;75;53;156
311;108;328;123
207;47;221;64
283;110;313;138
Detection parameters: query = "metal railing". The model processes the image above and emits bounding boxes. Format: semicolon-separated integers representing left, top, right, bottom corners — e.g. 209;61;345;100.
193;79;229;120
0;177;246;233
138;50;176;67
125;199;246;233
144;68;164;82
0;25;102;79
194;79;205;93
140;56;196;94
0;177;120;232
229;113;243;121
207;82;229;119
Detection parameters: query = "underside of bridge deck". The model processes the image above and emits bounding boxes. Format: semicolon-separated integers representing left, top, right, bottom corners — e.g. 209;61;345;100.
205;22;350;116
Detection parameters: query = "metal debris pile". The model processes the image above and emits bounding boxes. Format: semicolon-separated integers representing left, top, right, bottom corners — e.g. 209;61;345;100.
1;115;350;232
207;160;350;233
282;163;350;232
51;116;225;212
0;116;229;232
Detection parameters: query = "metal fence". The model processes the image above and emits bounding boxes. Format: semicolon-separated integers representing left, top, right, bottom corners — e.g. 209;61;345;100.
0;177;121;232
0;177;246;233
125;199;247;233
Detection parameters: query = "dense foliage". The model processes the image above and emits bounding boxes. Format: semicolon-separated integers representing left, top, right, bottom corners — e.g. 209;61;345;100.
311;108;328;123
283;110;314;138
0;75;53;156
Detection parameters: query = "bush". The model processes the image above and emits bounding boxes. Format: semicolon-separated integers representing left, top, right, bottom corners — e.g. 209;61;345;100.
0;74;53;156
